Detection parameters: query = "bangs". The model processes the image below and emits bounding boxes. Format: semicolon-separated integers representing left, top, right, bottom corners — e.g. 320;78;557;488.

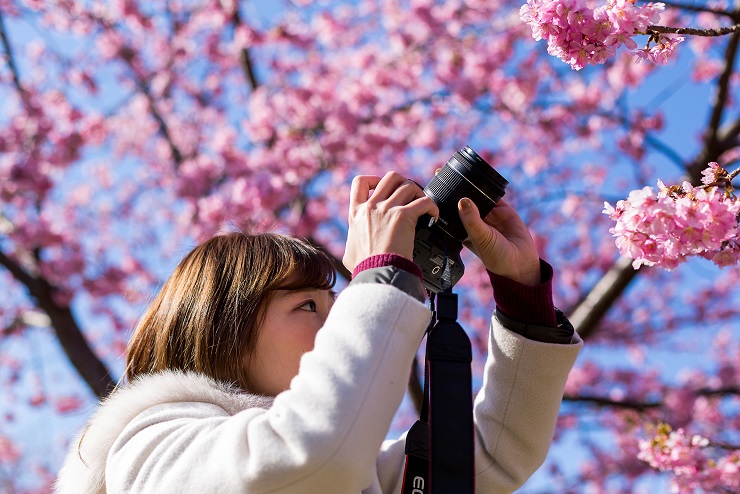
270;235;337;292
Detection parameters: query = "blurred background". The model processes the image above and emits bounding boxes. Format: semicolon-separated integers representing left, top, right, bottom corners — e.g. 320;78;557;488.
1;0;739;492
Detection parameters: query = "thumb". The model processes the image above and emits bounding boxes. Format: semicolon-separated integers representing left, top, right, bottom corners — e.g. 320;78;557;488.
458;198;491;244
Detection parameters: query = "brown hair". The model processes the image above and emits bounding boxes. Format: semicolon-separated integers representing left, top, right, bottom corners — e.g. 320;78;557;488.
125;231;336;390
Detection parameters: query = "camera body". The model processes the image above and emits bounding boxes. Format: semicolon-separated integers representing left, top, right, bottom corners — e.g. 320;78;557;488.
413;147;509;293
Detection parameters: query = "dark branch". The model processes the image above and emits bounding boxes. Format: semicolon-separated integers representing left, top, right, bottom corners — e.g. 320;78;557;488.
689;33;740;178
716;115;740;151
90;14;187;167
571;34;740;338
564;386;740;411
656;0;739;18
705;33;740;156
0;251;115;398
644;134;686;169
0;12;26;97
569;256;642;339
1;14;115;399
134;78;185;166
0;249;36;288
564;394;661;411
647;23;740;37
231;3;259;90
240;49;259;91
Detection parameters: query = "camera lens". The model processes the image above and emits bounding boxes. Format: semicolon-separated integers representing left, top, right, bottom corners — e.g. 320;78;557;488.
422;146;508;241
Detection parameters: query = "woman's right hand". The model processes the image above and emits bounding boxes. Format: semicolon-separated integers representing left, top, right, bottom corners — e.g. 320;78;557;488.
343;172;439;273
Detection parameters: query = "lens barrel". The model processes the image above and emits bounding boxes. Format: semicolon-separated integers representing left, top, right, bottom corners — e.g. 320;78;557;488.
423;146;508;241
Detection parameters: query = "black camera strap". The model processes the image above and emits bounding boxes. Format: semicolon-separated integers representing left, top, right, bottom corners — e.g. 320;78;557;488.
401;289;474;494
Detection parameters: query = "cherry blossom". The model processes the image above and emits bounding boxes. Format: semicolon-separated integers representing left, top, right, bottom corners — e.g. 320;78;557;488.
603;163;740;269
638;423;740;493
521;0;684;69
1;0;739;492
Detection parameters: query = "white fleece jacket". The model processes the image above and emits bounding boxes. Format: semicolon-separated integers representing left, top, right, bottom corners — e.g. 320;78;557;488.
55;282;582;494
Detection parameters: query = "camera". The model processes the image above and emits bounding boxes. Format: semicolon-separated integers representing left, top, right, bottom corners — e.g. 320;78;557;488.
413;146;509;293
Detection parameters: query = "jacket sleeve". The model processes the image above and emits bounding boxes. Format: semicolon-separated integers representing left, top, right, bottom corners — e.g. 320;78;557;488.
105;283;430;494
374;312;582;494
471;313;582;493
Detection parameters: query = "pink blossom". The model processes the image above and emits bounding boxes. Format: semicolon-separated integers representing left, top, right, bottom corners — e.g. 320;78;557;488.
0;436;21;463
521;0;678;68
53;396;84;413
604;164;740;269
701;162;723;185
638;424;740;493
635;36;684;65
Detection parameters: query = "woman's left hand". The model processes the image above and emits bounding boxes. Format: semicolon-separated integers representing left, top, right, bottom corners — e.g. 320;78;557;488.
457;197;542;286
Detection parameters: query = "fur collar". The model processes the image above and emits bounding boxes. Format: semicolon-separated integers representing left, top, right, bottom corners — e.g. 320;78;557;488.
54;370;274;494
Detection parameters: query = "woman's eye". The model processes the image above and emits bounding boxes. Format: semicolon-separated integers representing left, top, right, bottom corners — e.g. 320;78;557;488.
297;300;317;312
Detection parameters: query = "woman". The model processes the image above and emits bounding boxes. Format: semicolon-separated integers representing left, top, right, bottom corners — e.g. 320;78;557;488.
55;171;582;493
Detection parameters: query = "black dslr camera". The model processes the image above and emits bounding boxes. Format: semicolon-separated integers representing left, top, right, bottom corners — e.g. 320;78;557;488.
413;146;509;293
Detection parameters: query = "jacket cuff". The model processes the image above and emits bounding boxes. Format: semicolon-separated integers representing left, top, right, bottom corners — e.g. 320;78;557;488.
352;254;423;281
494;308;575;345
349;266;426;303
488;259;557;328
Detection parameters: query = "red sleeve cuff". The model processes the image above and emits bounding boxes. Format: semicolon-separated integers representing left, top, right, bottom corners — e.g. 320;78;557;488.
352;254;423;281
487;259;557;328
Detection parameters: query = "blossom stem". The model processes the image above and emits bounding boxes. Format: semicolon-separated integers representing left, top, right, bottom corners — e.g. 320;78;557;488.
728;166;740;182
645;23;740;37
709;440;740;450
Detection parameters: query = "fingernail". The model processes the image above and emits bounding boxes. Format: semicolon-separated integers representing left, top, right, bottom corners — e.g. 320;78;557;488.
428;216;437;227
459;198;472;210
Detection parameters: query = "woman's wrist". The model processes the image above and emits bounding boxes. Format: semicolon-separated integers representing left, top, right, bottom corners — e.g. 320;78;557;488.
488;259;557;328
352;254;423;281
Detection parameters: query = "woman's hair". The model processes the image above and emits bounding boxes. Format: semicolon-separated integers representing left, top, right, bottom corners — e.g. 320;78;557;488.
125;231;336;390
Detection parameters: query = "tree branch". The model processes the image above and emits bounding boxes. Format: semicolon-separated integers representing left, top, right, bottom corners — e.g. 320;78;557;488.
134;77;185;166
657;0;739;18
0;251;114;398
568;256;641;339
0;14;115;399
571;33;740;338
647;23;740;37
564;394;661;410
231;4;259;91
564;386;740;411
90;15;187;167
702;33;740;163
0;12;25;97
644;134;687;169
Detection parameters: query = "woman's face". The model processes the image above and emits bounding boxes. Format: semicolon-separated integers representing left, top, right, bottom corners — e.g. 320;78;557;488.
245;284;335;396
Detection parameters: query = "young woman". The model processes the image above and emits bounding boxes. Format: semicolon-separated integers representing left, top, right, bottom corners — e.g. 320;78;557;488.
55;172;582;494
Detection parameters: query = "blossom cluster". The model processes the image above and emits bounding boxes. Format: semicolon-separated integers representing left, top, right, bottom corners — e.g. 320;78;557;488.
520;0;683;70
603;163;740;270
638;424;740;492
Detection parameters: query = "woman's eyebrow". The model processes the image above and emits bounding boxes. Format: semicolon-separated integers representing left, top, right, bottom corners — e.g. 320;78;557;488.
276;287;322;295
277;288;337;301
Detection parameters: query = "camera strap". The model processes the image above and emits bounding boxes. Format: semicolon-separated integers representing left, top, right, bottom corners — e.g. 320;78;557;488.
401;289;475;494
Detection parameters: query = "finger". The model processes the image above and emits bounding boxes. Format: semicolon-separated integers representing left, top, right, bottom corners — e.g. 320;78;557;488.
386;180;425;207
481;197;519;228
403;195;440;220
458;198;494;245
350;175;381;206
369;171;410;203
